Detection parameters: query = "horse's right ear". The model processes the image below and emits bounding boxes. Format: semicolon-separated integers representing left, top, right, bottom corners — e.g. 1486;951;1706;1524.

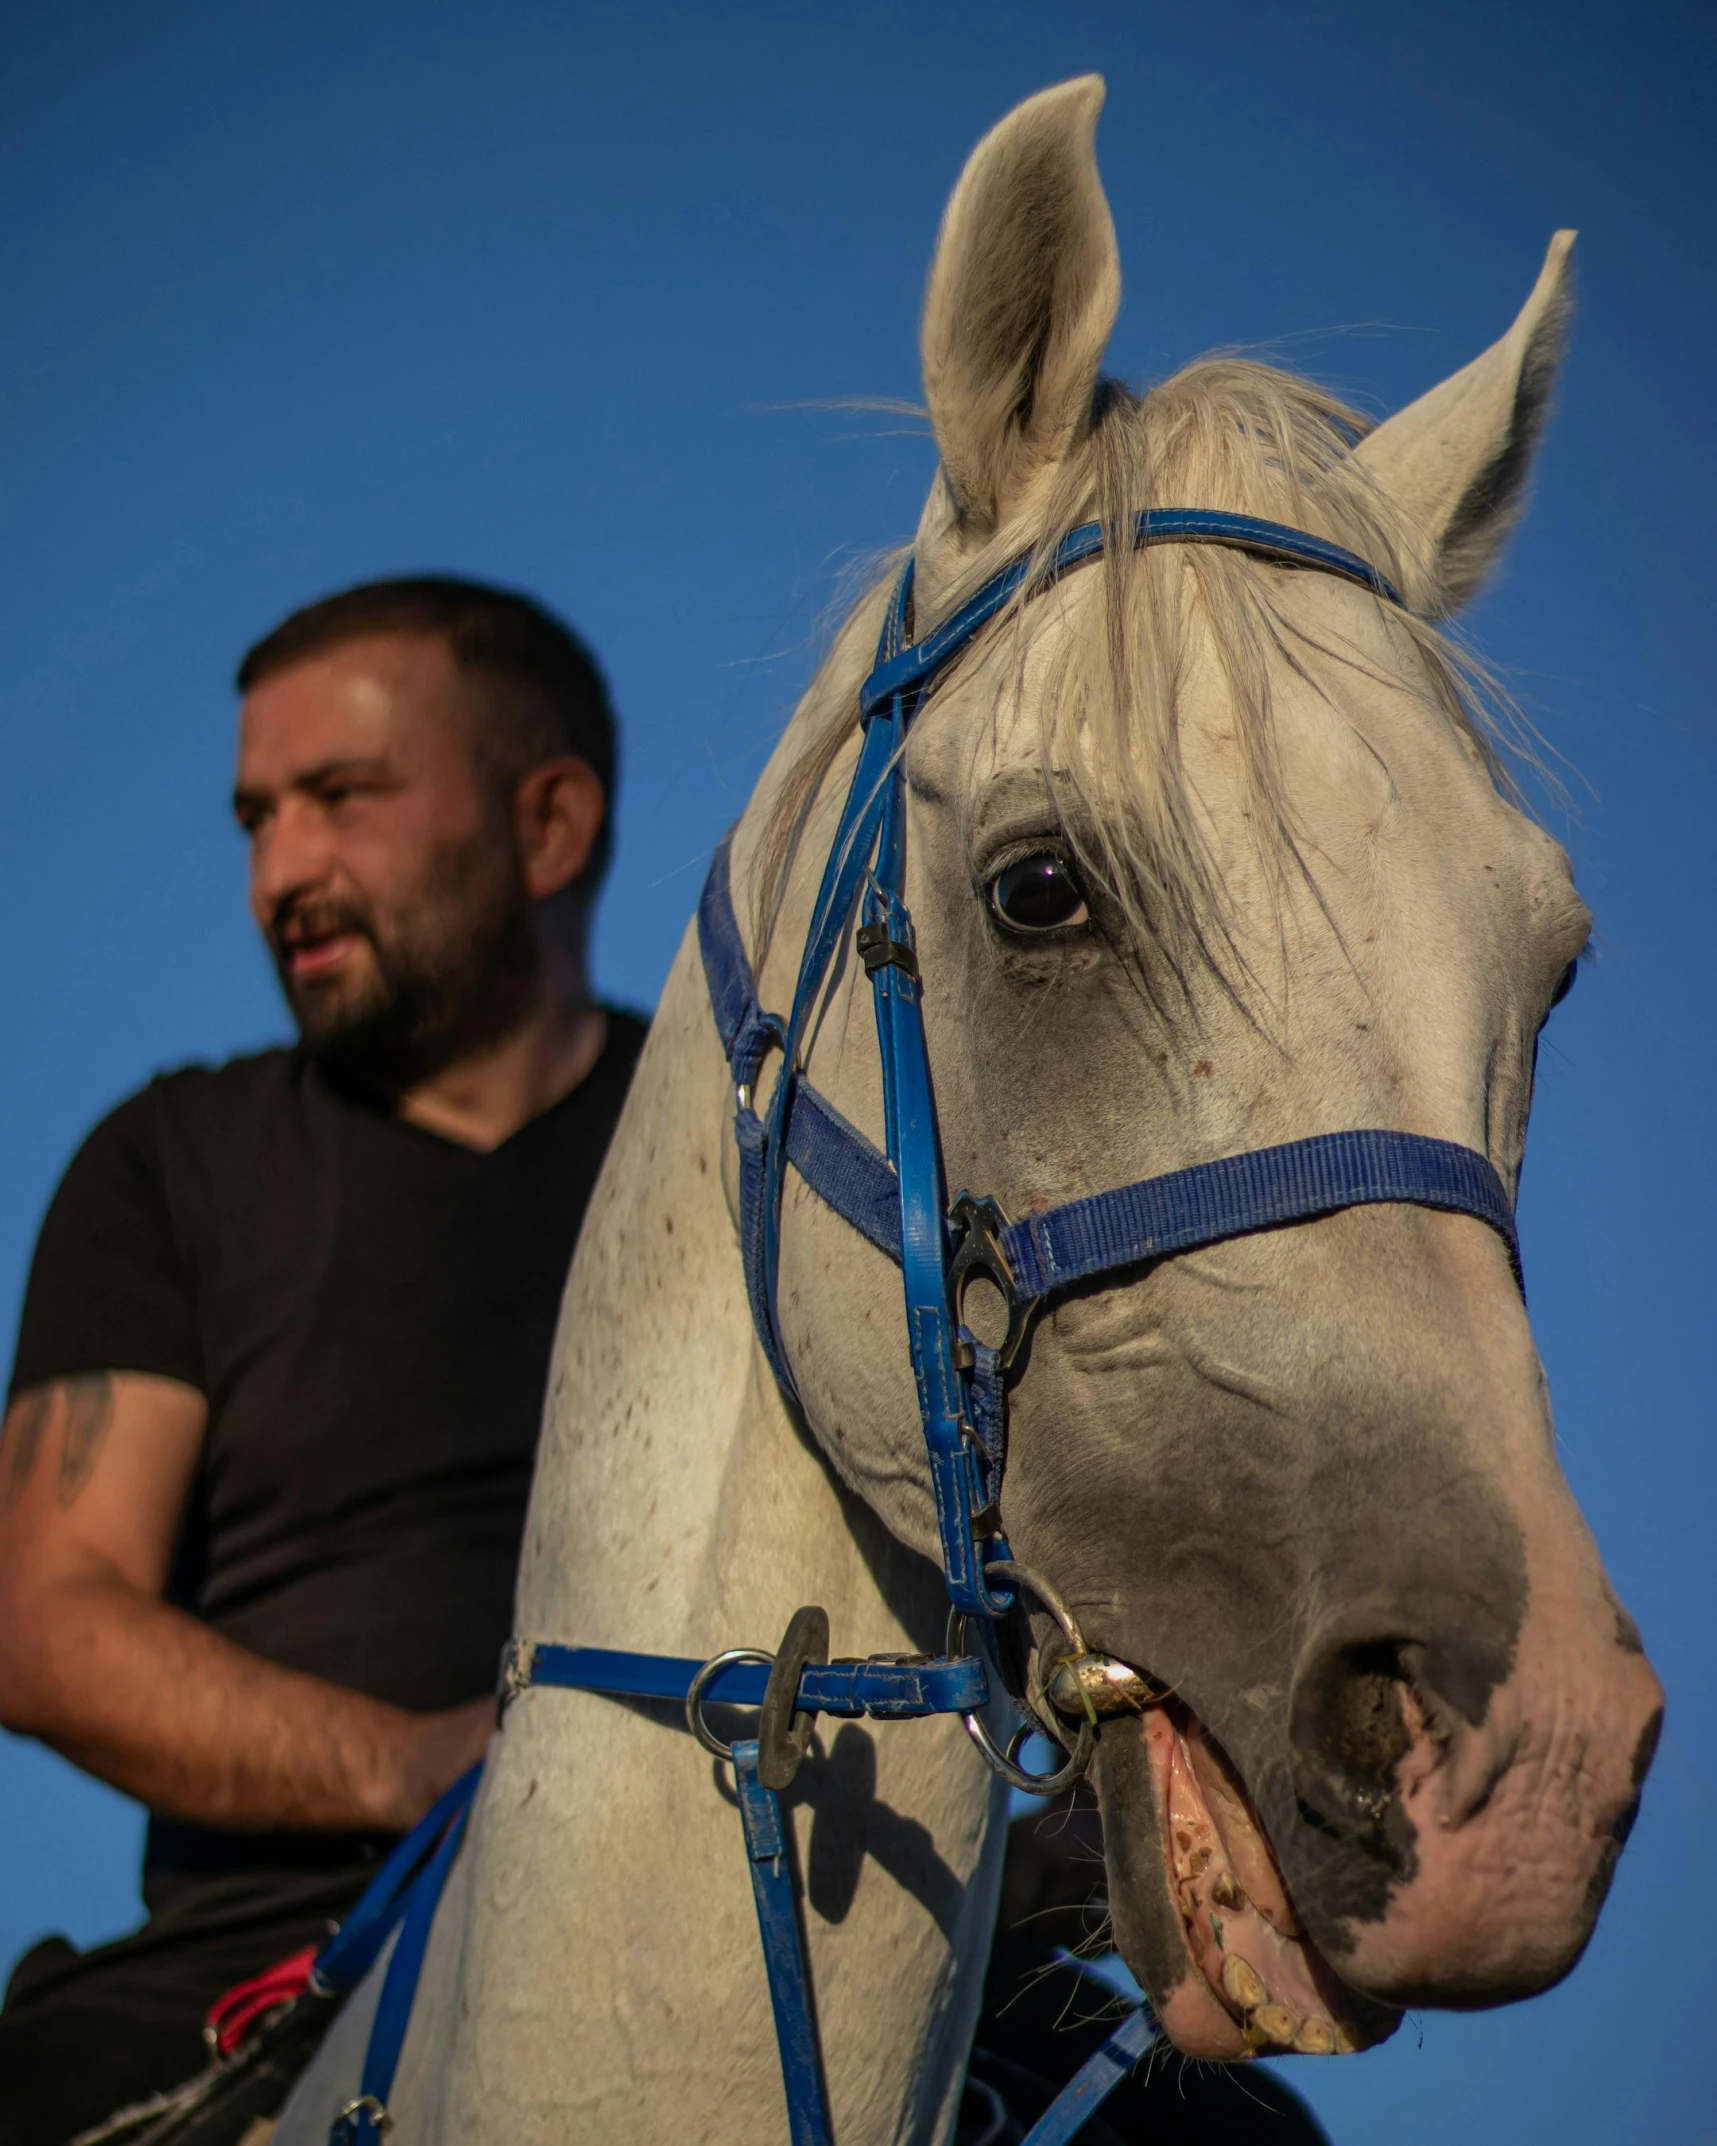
1355;232;1575;616
920;78;1120;539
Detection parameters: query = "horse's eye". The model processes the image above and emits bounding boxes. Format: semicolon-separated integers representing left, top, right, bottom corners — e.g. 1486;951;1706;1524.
988;853;1089;933
1549;959;1578;1009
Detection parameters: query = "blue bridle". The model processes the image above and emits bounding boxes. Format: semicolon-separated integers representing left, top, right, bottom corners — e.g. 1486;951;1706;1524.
323;508;1519;2146
699;507;1514;1627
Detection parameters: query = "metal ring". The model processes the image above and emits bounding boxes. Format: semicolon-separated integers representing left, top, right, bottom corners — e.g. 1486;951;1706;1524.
948;1559;1097;1796
335;2095;392;2136
684;1648;775;1760
959;1703;1093;1797
984;1560;1091;1662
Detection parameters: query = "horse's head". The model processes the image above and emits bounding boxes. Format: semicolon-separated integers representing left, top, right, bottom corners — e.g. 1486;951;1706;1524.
749;79;1660;2061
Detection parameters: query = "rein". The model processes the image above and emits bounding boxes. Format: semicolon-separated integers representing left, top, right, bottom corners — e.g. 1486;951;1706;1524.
320;508;1519;2146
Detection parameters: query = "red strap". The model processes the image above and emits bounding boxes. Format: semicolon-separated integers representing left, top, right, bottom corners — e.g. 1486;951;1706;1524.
204;1944;319;2058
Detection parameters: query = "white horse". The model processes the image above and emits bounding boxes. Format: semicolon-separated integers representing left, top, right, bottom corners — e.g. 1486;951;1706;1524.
279;75;1661;2144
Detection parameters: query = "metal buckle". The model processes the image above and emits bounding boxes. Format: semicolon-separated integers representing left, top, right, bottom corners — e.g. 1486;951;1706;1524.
948;1560;1096;1796
947;1193;1033;1372
855;919;919;978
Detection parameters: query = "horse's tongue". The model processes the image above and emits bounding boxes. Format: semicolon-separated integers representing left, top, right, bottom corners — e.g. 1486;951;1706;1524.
1142;1706;1397;2057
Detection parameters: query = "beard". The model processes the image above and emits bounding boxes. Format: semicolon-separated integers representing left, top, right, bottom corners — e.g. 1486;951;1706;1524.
269;825;541;1092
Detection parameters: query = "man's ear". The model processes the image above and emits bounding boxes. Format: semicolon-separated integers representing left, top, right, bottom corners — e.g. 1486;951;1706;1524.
920;76;1120;540
515;758;605;903
1355;231;1575;616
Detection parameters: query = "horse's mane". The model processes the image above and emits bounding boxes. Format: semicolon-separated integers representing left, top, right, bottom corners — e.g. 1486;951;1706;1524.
755;356;1534;998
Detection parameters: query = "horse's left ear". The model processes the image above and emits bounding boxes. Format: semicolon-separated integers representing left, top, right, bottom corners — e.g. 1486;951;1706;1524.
1355;231;1575;615
920;77;1120;538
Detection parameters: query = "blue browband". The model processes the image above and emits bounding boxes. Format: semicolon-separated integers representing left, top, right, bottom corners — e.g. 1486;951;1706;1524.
857;507;1402;722
326;509;1513;2146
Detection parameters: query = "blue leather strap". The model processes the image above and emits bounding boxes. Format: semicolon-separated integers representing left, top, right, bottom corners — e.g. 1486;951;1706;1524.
858;508;1401;721
312;1764;481;1997
733;1740;834;2146
327;1782;474;2146
1015;2005;1157;2146
514;1640;988;1720
860;675;1015;1617
700;839;1521;1315
1000;1127;1521;1297
786;1081;901;1262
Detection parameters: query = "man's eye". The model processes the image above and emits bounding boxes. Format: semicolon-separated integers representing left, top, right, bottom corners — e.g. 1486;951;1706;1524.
987;853;1090;933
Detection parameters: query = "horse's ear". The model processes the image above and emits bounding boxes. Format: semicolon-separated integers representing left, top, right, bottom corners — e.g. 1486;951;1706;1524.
920;77;1120;537
1355;232;1575;616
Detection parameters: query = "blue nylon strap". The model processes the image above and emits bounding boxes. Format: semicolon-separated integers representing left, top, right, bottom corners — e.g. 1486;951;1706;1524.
1000;1128;1521;1299
732;1740;834;2146
312;1764;481;1997
858;508;1401;721
773;1083;1521;1311
1015;2006;1157;2146
786;1082;901;1262
862;628;1015;1619
328;1783;474;2146
963;1335;1006;1509
519;1640;988;1719
700;833;1521;1351
697;834;762;1075
757;712;902;1395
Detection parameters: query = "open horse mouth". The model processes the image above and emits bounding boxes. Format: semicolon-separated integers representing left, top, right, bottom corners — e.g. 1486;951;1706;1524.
1128;1698;1401;2059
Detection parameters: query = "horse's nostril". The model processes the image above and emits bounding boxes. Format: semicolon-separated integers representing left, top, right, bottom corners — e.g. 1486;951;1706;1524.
1288;1637;1416;1852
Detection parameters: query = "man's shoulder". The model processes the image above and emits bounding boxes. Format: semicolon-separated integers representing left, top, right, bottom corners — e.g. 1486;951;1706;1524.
143;1043;300;1106
79;1046;308;1183
131;1044;304;1136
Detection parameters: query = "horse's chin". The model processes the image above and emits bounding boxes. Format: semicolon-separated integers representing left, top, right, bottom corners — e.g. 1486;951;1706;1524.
1112;1705;1402;2061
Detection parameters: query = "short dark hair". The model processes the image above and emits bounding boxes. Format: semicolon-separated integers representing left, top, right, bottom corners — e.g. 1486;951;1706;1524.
237;575;618;895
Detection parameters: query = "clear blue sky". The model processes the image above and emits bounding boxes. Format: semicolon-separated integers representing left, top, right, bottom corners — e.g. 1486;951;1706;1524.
1;5;1711;2139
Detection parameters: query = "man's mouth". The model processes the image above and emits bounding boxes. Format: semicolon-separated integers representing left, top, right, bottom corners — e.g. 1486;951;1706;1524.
276;922;365;982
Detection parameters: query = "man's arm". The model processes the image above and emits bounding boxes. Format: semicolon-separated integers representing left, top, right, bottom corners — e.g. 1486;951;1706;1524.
0;1373;490;1832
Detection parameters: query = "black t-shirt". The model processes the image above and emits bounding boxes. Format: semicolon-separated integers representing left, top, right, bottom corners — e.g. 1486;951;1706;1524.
7;1013;645;1876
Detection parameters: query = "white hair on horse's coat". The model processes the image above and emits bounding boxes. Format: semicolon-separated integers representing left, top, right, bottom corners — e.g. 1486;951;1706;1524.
755;355;1541;992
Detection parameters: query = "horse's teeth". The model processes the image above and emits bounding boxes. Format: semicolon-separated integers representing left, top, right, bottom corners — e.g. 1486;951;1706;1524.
1253;2005;1300;2046
1334;2025;1361;2054
1221;1956;1267;2009
1293;2016;1337;2054
1210;1871;1247;1910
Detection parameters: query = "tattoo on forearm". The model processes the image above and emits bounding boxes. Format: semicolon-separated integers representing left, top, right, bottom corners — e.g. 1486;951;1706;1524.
58;1374;116;1506
1;1388;54;1507
0;1373;117;1510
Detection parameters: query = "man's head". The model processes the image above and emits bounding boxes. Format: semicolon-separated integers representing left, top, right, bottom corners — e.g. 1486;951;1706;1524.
232;577;615;1087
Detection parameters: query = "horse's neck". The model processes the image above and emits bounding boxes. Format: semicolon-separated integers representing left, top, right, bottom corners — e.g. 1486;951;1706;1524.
405;864;1003;2145
512;920;765;1645
516;904;911;1656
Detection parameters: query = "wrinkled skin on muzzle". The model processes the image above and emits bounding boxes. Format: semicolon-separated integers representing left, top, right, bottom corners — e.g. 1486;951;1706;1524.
1025;1202;1660;2054
768;77;1661;2062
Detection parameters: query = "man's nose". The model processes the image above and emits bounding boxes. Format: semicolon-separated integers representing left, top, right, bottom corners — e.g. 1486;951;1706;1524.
248;799;334;921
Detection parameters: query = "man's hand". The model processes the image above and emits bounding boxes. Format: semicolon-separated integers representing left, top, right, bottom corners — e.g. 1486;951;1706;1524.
0;1374;492;1833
